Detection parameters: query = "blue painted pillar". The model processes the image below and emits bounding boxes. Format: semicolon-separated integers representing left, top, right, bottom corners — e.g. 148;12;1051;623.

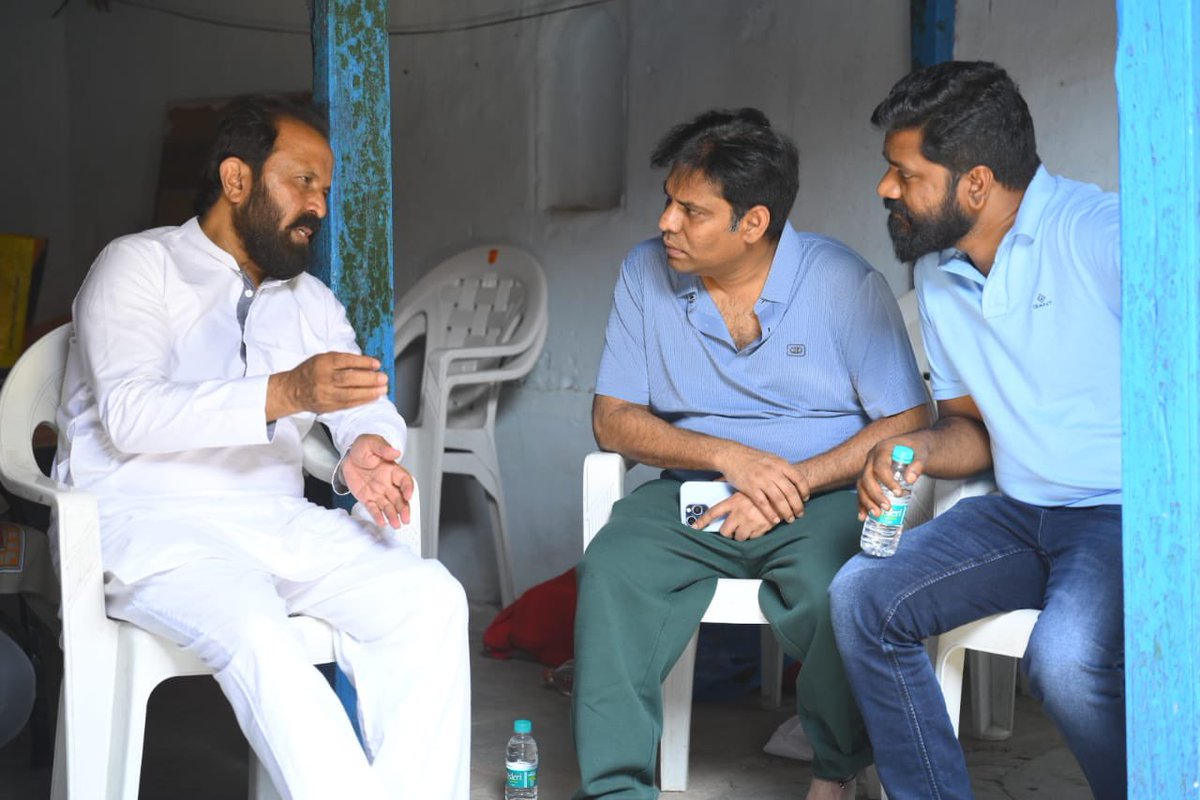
910;0;955;70
1115;0;1200;795
310;0;394;736
310;0;395;392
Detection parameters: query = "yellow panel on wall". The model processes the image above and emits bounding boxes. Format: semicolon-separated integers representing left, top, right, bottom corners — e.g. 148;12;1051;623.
0;235;45;369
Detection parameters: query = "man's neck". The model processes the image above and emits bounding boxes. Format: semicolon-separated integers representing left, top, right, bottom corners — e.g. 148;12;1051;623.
199;206;263;286
956;185;1026;277
701;238;778;300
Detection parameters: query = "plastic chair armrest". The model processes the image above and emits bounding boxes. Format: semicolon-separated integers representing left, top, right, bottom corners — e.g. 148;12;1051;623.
582;451;633;549
933;471;998;516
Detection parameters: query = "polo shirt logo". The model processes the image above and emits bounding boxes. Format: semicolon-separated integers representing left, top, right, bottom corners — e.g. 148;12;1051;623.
1033;293;1053;309
787;344;807;357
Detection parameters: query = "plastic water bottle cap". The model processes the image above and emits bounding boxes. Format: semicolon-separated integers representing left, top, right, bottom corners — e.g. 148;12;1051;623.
513;719;532;733
891;445;915;464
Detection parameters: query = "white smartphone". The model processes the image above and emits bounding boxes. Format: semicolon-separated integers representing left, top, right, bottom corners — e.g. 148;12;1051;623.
679;480;736;532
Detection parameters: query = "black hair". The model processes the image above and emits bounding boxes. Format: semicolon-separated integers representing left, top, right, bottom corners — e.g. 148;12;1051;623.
194;94;330;215
871;61;1040;190
651;108;799;241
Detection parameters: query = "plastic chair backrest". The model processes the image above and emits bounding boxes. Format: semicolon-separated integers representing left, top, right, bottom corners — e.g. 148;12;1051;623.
394;245;548;425
0;325;70;503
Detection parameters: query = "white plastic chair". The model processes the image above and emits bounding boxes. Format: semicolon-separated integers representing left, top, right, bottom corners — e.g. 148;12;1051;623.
0;323;422;800
897;289;1036;742
583;452;787;791
395;244;548;606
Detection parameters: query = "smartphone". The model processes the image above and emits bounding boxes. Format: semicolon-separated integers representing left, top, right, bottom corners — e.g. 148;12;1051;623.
679;480;736;532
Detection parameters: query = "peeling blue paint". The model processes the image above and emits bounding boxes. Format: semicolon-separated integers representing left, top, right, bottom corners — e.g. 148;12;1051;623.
1116;0;1200;793
310;0;394;741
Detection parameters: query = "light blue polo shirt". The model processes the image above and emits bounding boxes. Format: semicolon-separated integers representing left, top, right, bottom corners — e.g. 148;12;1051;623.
916;166;1121;507
596;222;927;474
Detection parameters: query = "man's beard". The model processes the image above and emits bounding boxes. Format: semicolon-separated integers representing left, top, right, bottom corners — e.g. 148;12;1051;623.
884;185;974;264
234;181;321;281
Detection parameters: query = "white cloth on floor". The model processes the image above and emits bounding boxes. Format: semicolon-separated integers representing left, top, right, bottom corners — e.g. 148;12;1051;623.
764;714;815;762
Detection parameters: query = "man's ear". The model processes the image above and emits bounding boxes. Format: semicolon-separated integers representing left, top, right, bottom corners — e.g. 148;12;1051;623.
959;165;995;213
219;157;252;205
740;204;771;244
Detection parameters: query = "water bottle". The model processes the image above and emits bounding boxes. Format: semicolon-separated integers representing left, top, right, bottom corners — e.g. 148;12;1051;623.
505;719;538;799
860;445;916;557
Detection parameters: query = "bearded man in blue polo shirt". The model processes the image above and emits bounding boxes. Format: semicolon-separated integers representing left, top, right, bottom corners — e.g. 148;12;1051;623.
830;61;1125;799
571;108;930;800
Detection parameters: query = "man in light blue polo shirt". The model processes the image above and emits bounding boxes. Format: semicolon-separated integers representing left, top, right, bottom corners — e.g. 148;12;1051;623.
572;108;929;800
830;62;1125;799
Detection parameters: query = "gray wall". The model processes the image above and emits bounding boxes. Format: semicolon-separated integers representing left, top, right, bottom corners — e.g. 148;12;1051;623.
0;0;1118;600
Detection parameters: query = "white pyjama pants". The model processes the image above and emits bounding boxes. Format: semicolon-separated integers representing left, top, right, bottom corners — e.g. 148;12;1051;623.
105;536;470;800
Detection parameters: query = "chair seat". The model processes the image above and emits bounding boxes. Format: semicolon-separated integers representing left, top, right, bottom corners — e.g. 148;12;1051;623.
702;578;768;624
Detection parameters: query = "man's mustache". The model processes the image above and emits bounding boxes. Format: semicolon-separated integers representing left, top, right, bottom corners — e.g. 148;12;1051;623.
289;213;322;238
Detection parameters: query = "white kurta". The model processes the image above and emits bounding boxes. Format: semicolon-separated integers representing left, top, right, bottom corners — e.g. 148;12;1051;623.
53;218;470;799
54;216;408;583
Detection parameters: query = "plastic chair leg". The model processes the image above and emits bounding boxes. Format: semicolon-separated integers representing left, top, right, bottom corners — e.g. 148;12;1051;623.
484;488;517;607
967;652;1018;741
760;627;783;708
659;630;699;792
248;750;284;800
49;690;66;800
933;644;968;738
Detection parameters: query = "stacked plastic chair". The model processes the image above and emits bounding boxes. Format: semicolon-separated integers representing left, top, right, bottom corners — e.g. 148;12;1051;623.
394;245;548;606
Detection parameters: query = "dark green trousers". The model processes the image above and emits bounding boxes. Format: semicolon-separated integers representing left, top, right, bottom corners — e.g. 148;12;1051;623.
571;479;871;799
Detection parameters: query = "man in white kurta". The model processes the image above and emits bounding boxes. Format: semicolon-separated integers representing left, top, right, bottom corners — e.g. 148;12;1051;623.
52;95;469;800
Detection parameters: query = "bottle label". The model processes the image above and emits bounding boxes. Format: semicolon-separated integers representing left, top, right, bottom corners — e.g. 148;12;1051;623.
507;764;538;788
870;496;910;527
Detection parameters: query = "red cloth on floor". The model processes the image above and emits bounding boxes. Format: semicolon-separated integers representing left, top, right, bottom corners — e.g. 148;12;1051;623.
483;568;576;667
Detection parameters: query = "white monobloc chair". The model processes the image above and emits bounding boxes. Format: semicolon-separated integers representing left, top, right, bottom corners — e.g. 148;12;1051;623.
0;323;422;800
582;453;894;798
394;244;548;606
896;289;1039;743
581;452;783;792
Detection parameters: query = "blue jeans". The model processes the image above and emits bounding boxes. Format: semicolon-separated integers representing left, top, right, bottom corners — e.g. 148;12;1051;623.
829;495;1125;800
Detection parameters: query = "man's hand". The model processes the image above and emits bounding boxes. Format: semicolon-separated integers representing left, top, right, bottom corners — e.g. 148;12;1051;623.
341;434;414;528
692;491;779;541
266;352;388;421
857;432;929;522
716;446;812;524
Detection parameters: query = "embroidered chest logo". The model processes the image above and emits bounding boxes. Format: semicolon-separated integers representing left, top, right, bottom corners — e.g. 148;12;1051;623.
1033;293;1053;310
787;344;807;357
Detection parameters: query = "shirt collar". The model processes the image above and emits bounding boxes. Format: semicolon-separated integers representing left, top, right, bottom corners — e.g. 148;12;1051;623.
181;216;241;273
933;165;1055;282
1008;165;1055;244
669;221;799;301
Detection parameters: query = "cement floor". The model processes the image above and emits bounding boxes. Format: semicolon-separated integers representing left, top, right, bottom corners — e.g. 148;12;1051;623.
0;603;1091;799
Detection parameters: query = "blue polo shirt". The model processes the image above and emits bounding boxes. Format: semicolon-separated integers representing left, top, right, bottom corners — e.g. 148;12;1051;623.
596;222;927;472
915;166;1121;507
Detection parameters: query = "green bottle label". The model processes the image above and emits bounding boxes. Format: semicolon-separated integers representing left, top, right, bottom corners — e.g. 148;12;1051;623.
507;764;538;788
870;496;910;527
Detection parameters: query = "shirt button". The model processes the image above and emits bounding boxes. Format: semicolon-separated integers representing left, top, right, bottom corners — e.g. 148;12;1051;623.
244;289;254;298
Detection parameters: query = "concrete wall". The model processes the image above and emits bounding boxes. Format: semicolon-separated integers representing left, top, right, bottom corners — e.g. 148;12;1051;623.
0;0;1118;601
955;0;1118;191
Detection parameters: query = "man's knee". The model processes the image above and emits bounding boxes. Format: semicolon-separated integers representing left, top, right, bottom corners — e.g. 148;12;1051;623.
828;555;891;639
195;611;305;671
1023;620;1124;710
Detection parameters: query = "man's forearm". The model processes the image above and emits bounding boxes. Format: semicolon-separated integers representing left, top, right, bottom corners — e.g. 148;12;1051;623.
800;404;932;492
918;414;993;479
593;396;749;474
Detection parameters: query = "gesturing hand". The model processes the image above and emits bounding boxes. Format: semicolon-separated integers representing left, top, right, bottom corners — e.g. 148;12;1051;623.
691;491;778;541
717;446;811;525
267;352;388;420
341;434;414;529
